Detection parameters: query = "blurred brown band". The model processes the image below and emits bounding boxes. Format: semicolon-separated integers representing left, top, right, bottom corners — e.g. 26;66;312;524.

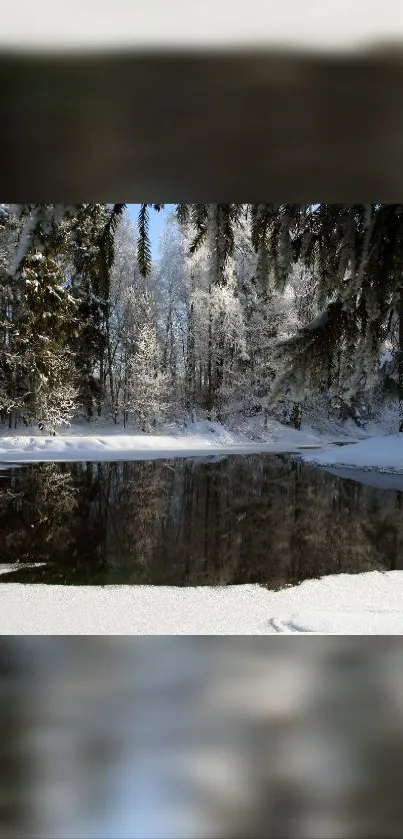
0;46;402;200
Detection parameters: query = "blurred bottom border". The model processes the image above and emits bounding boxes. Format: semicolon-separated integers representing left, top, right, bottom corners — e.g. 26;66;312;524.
1;636;403;838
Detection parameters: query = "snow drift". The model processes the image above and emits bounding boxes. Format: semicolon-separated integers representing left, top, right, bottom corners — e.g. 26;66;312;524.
1;570;402;634
304;434;403;473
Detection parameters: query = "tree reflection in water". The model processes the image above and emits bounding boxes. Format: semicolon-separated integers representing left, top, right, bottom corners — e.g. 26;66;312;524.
0;455;400;587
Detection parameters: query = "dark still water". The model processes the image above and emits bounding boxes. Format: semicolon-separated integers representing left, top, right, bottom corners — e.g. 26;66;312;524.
0;455;402;587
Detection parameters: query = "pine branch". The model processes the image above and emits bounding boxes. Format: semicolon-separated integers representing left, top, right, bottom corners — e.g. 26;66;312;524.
137;204;152;277
189;204;209;254
8;205;43;278
176;204;190;226
189;225;208;255
98;204;126;297
270;300;349;404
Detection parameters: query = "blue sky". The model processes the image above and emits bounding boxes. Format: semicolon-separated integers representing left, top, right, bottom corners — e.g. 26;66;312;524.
127;204;175;261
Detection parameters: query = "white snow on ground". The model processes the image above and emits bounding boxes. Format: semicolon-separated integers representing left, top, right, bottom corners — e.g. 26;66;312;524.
212;415;326;445
0;562;46;576
304;433;403;473
300;403;399;442
0;418;342;463
321;465;403;491
0;435;324;463
1;570;403;634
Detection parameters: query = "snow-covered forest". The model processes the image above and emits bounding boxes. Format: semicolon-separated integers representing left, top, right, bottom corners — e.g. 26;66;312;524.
0;203;400;435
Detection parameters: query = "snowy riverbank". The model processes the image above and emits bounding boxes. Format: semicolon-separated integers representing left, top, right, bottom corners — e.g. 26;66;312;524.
303;433;403;473
0;435;325;463
1;417;399;471
2;571;403;634
0;417;357;463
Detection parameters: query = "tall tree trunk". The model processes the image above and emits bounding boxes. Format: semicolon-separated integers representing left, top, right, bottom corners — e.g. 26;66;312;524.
162;306;171;373
98;352;104;417
215;312;227;421
186;302;195;412
105;303;116;422
207;304;213;420
169;313;175;383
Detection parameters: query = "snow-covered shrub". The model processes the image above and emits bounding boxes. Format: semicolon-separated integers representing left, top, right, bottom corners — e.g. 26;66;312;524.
35;382;77;433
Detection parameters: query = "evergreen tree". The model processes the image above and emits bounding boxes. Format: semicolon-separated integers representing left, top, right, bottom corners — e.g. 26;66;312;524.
13;250;76;431
0;205;21;425
68;204;111;419
1;205;77;431
125;292;168;431
105;209;139;422
267;205;403;429
152;213;189;413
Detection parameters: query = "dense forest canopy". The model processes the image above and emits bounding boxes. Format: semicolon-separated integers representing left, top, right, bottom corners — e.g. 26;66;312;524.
0;203;401;432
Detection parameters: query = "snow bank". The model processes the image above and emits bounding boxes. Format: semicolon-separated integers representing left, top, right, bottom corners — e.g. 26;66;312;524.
321;466;403;491
223;414;326;445
0;562;46;576
1;571;403;634
0;424;326;463
304;434;403;473
0;416;358;464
